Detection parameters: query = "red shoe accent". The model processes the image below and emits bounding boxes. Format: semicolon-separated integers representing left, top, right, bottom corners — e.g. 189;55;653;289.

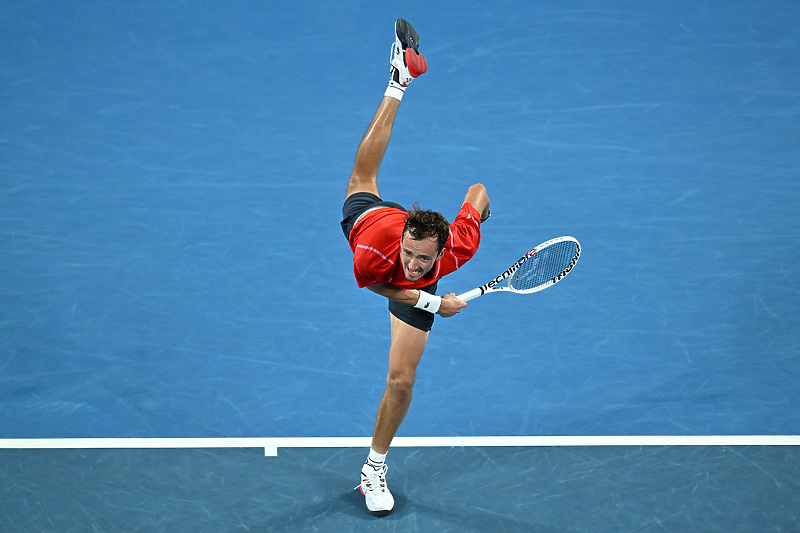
406;50;428;79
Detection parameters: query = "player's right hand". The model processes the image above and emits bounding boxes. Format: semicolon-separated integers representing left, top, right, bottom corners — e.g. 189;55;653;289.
437;293;467;317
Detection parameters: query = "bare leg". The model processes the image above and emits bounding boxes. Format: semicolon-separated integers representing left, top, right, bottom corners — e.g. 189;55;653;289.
346;96;401;198
371;314;429;454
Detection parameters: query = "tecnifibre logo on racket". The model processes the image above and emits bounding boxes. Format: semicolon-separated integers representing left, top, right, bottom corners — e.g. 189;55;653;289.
479;256;528;293
552;251;579;283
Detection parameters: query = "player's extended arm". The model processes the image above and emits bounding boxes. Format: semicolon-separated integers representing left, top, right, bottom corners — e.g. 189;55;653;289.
366;284;466;317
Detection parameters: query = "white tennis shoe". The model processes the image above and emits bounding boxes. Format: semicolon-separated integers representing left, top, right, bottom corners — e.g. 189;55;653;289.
390;17;427;87
359;462;395;516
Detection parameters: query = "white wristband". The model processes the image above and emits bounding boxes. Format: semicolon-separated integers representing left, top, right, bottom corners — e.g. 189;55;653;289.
414;291;441;314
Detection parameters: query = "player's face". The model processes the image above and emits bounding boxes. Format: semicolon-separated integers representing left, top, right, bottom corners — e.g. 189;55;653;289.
400;232;444;282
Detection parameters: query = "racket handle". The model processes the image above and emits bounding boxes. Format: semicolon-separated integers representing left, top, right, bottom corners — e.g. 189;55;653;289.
456;288;482;302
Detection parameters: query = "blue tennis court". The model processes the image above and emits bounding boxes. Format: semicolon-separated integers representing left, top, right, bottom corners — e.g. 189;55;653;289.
2;1;798;530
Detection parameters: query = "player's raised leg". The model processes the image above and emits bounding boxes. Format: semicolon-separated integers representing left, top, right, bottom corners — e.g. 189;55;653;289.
345;18;427;199
345;97;400;198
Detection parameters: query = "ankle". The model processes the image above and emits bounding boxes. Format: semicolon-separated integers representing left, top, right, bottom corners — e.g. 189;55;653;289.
367;448;387;466
385;82;405;101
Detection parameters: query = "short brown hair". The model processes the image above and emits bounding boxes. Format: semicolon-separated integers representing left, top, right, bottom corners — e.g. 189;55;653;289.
403;204;450;251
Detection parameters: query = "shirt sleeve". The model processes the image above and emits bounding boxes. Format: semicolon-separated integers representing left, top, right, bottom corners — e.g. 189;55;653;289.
446;203;482;267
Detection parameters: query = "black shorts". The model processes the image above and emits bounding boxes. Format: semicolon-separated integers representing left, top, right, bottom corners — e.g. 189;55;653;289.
388;280;438;332
341;192;437;332
340;192;405;239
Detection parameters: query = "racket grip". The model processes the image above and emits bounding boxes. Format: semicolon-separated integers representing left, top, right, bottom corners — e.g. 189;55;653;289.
456;288;482;302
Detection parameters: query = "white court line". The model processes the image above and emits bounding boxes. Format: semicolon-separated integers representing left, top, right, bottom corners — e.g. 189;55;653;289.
1;436;799;456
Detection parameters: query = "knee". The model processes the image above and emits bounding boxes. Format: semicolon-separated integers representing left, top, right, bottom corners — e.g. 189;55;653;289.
386;372;415;398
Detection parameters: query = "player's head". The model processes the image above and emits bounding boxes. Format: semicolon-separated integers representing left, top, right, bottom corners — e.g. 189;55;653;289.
400;206;449;282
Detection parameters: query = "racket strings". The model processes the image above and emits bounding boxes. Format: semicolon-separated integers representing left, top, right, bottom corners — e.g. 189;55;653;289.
509;241;578;291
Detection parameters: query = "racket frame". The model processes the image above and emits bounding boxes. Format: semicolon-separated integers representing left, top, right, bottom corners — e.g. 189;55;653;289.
456;236;580;302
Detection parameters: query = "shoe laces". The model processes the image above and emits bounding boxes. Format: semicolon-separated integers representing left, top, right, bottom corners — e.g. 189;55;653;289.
362;463;388;494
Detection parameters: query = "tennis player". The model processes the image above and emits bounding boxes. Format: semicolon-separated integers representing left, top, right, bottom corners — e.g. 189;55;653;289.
340;18;491;516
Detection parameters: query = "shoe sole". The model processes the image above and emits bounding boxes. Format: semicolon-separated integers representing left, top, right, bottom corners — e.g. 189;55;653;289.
395;17;420;52
358;485;394;517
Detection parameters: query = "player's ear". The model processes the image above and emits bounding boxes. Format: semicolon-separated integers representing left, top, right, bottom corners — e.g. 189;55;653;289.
435;248;446;262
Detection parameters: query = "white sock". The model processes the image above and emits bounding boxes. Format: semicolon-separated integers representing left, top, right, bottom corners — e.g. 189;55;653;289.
384;82;405;101
367;448;387;466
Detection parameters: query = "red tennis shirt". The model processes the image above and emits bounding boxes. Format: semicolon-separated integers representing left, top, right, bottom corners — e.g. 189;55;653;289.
348;203;482;289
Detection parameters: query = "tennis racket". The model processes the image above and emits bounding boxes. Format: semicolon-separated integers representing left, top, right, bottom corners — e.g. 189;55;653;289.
456;236;580;302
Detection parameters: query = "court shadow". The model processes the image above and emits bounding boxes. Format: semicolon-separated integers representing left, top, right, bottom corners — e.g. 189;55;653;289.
248;488;383;532
250;486;559;533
